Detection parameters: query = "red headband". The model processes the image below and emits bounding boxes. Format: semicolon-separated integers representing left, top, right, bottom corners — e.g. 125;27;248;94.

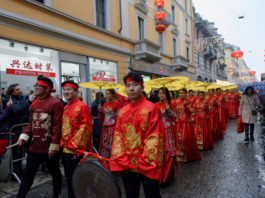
125;78;143;86
62;83;78;91
36;80;56;92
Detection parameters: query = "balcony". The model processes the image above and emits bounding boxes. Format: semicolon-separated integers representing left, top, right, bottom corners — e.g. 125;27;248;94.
134;39;161;63
171;56;188;70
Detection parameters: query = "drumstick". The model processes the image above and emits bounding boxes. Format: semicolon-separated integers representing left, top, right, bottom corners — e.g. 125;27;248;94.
6;142;19;150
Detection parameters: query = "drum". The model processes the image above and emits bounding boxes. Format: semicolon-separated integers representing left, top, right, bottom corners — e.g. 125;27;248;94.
73;157;121;198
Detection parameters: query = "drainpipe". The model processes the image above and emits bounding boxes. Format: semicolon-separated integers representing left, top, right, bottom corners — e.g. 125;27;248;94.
118;0;122;33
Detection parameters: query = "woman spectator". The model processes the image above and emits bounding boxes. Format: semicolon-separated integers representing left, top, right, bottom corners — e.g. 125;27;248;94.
239;86;261;141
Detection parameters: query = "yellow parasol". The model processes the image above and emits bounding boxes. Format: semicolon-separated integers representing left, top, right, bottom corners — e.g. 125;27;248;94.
206;83;224;90
144;76;189;88
79;81;122;102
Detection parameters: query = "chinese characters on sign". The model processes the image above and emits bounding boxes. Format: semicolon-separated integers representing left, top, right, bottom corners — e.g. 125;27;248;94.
6;59;56;77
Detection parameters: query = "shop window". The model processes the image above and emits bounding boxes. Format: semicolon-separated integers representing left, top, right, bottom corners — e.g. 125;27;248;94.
185;18;189;34
138;16;145;40
61;62;88;104
184;0;188;11
173;38;177;56
171;6;176;23
96;0;106;29
186;46;190;62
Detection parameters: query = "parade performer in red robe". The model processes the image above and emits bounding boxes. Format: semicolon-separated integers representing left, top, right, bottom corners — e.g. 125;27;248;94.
215;88;226;131
16;75;63;198
228;89;240;118
98;89;120;167
234;89;241;117
186;90;197;123
187;90;197;104
60;81;93;198
155;87;176;184
110;72;164;198
172;89;201;162
224;90;230;121
193;91;213;150
206;89;223;140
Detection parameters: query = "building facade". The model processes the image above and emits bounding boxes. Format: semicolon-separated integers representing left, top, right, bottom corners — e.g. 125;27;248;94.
0;0;196;104
193;11;227;82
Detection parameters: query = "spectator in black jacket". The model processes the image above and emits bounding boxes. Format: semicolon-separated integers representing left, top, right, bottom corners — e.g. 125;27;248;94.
91;92;105;151
5;84;32;178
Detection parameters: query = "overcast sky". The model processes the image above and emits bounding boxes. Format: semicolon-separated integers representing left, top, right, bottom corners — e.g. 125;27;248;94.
193;0;265;81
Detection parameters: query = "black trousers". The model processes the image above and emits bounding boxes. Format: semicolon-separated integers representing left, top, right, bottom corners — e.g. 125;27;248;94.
244;123;254;136
62;153;82;198
122;170;161;198
16;153;62;198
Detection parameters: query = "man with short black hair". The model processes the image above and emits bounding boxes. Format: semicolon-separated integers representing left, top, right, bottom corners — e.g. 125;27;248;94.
61;80;93;198
6;83;31;178
16;75;63;198
110;71;165;198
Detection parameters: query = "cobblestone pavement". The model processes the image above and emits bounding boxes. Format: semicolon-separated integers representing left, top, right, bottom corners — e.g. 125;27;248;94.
1;119;265;198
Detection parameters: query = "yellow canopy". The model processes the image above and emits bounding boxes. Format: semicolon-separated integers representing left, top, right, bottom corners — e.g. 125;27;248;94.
144;76;189;88
79;81;122;90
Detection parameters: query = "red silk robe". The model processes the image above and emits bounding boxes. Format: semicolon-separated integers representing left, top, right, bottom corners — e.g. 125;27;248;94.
110;96;165;181
193;99;213;150
61;98;93;154
215;94;226;131
99;101;120;159
228;92;240;118
20;95;64;153
155;102;176;183
206;95;223;140
224;92;230;121
172;98;201;162
186;95;197;122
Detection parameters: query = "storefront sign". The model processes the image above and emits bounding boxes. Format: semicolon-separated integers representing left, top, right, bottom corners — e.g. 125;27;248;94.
89;58;117;82
5;59;56;77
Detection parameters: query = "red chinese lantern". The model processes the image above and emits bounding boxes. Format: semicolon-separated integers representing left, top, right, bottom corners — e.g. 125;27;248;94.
156;24;166;34
249;71;256;76
154;0;165;8
231;50;243;59
155;11;165;21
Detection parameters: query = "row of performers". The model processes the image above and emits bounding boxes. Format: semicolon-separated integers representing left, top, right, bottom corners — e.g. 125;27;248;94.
97;86;240;184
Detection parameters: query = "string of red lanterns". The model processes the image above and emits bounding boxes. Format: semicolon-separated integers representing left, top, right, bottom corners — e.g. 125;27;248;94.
154;0;166;34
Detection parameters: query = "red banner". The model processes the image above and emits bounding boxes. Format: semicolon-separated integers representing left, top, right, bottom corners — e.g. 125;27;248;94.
6;68;56;77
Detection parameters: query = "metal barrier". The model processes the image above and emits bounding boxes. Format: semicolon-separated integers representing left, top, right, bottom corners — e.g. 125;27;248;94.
8;123;29;183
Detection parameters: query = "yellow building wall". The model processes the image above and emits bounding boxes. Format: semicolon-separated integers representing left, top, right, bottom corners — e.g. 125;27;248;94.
51;0;93;24
128;3;137;41
0;0;134;52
